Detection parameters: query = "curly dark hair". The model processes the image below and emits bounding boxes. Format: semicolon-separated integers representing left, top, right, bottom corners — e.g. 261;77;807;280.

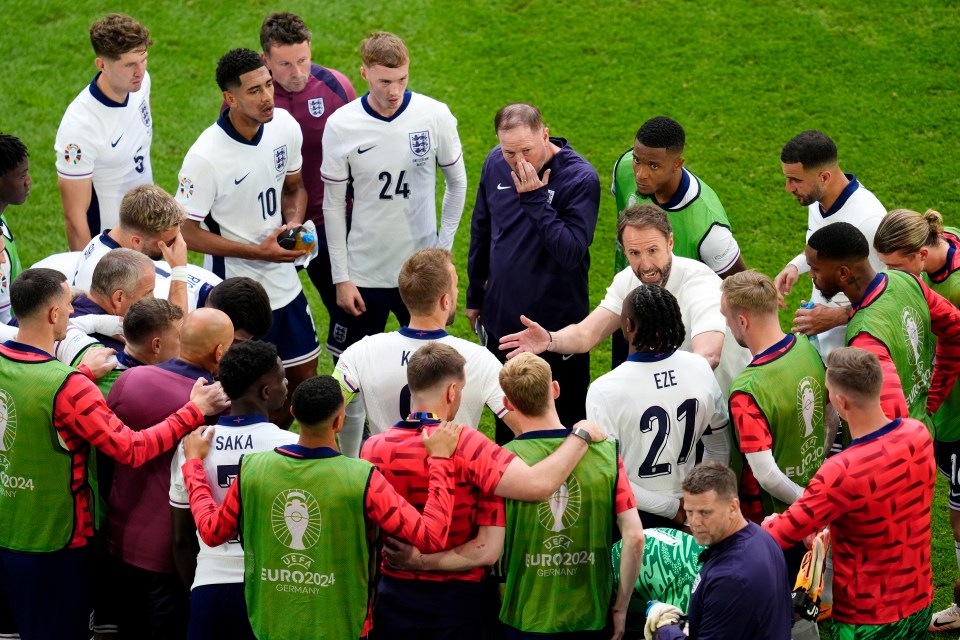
219;340;280;400
635;116;685;154
0;133;28;177
807;221;869;262
260;12;311;51
216;48;264;91
292;375;345;428
626;284;685;353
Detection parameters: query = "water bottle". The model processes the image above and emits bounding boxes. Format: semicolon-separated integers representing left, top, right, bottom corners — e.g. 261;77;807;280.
277;226;317;253
799;301;820;350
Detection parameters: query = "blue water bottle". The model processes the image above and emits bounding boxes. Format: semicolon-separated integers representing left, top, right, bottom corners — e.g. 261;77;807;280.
799;301;820;350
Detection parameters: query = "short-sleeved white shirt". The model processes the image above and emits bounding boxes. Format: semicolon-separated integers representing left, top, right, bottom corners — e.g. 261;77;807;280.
586;350;728;498
599;256;750;394
321;91;463;288
55;72;154;232
334;327;507;434
169;418;297;588
176;108;303;309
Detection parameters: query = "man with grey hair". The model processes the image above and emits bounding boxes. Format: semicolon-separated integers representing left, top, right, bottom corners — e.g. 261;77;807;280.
467;102;600;443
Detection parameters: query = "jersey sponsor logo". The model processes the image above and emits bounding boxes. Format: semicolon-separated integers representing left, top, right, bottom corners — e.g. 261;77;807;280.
63;144;82;165
409;131;430;157
274;145;288;174
496;183;511;191
178;177;194;199
357;145;375;154
797;376;823;438
546;189;555;204
110;134;123;148
234;172;250;185
307;98;325;118
138;99;152;128
272;488;322;551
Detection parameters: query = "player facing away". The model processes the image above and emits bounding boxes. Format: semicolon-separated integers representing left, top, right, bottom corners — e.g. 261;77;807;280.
321;31;467;358
180;375;463;640
362;343;609;639
258;12;356;322
765;348;936;638
872;208;960;633
586;284;729;530
56;14;154;250
0;133;30;324
334;248;513;456
177;48;318;428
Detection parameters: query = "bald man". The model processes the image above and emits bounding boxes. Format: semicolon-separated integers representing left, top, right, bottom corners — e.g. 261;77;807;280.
104;308;234;638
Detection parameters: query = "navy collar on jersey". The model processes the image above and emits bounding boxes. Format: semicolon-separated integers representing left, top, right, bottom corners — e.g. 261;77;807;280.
115;349;145;369
2;340;50;357
626;350;676;363
820;173;859;218
156;357;215;383
99;230;121;249
217;414;268;427
217;108;264;146
399;326;449;340
88;73;129;108
277;444;341;459
657;167;693;210
750;333;795;366
850;272;887;312
515;428;570;440
850;418;902;447
70;294;108;318
394;412;443;430
361;90;412;123
929;232;959;283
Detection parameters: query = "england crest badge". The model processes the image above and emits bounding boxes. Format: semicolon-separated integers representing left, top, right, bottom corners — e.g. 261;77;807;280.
409;131;430;157
139;100;152;128
274;145;288;173
307;98;325;118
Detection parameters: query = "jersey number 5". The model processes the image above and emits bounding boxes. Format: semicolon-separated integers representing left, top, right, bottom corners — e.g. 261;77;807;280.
379;171;411;200
637;398;698;478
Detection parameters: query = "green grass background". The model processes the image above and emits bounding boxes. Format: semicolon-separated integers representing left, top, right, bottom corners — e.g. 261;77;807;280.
2;1;959;636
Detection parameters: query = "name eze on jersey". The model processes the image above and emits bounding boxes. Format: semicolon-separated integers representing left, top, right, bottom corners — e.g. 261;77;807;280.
654;369;678;389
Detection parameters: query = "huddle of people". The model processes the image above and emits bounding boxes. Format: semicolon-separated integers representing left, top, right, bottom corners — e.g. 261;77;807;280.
0;8;957;640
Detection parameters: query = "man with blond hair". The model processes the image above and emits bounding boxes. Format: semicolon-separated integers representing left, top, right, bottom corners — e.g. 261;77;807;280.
334;248;511;456
321;31;467;358
56;14;155;250
765;348;936;638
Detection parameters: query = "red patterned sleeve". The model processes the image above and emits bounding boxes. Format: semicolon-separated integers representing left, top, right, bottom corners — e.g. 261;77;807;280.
55;373;204;467
184;458;241;546
848;334;909;421
365;458;457;553
476;492;506;527
921;278;960;412
730;391;773;454
764;457;852;548
459;430;517;495
614;455;637;513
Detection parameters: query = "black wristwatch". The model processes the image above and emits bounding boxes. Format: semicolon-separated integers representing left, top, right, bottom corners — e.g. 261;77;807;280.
569;426;592;443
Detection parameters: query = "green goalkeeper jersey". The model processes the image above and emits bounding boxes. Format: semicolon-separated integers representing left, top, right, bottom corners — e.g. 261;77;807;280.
612;527;704;613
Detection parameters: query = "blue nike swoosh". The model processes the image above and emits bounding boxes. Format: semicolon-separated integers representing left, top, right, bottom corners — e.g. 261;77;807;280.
111;134;123;147
234;173;250;185
358;146;375;154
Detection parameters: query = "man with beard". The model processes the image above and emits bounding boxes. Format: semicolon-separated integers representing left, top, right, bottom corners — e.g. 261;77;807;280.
177;48;317;428
805;222;960;428
773;130;886;356
500;203;750;395
334;248;515;457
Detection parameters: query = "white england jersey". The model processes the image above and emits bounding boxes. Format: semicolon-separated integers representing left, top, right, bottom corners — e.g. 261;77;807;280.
169;418;297;588
153;261;222;311
334;327;507;434
321;91;463;288
176;108;303;309
31;251;81;279
586;350;728;503
599;256;751;395
55;71;153;232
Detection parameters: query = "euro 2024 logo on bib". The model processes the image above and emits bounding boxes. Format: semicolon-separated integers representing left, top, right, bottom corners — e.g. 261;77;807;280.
796;376;823;439
272;488;322;570
539;474;581;552
0;389;17;473
900;306;925;368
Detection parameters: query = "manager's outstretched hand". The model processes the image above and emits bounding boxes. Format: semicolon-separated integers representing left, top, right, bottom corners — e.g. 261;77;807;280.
499;315;550;359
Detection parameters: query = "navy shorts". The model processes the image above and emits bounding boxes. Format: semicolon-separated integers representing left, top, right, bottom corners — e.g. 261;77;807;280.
0;546;92;640
373;575;499;639
935;438;960;510
326;287;410;357
189;583;254;640
262;291;322;366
